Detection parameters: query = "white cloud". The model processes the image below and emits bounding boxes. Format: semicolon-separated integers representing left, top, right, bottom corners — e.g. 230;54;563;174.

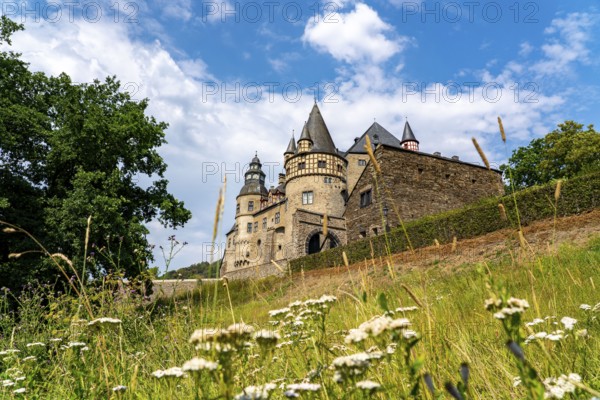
531;12;596;77
302;3;408;64
157;0;193;21
519;41;533;57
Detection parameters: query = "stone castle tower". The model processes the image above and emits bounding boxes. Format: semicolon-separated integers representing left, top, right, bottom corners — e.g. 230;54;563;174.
221;104;503;279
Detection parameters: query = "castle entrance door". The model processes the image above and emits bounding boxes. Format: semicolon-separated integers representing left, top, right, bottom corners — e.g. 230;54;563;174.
307;233;321;254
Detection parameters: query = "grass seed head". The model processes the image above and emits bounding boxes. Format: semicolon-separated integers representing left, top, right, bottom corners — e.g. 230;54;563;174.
498;116;506;143
471;137;490;170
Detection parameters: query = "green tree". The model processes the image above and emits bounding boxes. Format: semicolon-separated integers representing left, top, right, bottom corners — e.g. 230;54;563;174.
501;121;600;189
0;18;191;291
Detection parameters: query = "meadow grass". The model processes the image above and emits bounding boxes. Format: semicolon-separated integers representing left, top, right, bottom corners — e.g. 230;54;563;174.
1;232;599;399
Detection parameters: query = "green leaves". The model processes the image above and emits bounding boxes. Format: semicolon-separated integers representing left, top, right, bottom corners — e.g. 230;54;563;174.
0;22;191;291
502;121;600;189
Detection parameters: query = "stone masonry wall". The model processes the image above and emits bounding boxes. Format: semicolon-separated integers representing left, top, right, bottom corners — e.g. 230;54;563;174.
344;145;503;242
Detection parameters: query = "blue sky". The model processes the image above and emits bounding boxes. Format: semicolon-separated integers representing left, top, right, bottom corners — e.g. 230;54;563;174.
3;0;599;271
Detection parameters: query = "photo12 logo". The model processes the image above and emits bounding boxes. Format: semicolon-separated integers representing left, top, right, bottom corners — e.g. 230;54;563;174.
1;1;139;23
200;81;340;104
399;1;540;24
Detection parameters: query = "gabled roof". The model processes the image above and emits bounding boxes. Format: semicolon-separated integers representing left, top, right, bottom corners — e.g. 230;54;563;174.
284;135;297;154
400;121;418;144
305;103;337;153
345;122;402;154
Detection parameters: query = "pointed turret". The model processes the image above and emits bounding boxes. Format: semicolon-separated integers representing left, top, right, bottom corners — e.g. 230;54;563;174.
306;103;337;153
285;134;297;154
400;120;419;151
297;122;312;153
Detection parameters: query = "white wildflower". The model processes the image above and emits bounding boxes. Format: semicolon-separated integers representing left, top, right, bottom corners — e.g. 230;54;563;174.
287;383;321;392
235;383;277;399
526;318;545;327
22;356;36;362
152;367;186;378
88;317;122;327
513;377;521;387
358;316;392;337
560;317;577;330
2;380;15;387
543;373;580;398
344;329;368;344
402;330;418;339
580;304;592;311
395;306;419;312
26;342;45;348
112;385;127;392
13;388;26;394
268;308;290;318
182;357;218;372
356;380;381;391
546;331;564;341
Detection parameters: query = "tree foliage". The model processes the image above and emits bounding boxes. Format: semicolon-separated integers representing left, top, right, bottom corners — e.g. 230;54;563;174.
0;19;191;291
161;261;221;279
501;121;600;189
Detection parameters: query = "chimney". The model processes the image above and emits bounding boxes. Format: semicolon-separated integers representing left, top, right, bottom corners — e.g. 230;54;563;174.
278;173;285;186
451;155;459;160
433;152;441;157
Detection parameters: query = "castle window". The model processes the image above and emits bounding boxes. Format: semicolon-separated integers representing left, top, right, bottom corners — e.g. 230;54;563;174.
248;201;254;212
324;177;332;184
254;222;258;232
298;162;306;170
337;164;343;172
318;160;326;168
247;223;252;233
236;203;240;214
262;218;267;230
302;191;314;205
257;239;261;246
360;190;372;208
358;159;367;166
278;244;282;251
275;212;280;224
228;238;231;247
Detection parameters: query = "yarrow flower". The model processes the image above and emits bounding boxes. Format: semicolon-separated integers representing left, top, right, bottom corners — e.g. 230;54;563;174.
26;342;45;348
485;296;529;319
560;317;577;331
112;385;127;392
356;380;381;392
88;317;122;327
543;373;581;398
331;352;383;383
580;304;592;311
286;383;321;392
254;330;281;348
395;306;419;312
234;383;277;399
152;367;187;379
182;357;218;373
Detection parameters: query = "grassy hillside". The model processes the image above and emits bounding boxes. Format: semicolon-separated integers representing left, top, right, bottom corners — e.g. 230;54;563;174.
1;217;600;399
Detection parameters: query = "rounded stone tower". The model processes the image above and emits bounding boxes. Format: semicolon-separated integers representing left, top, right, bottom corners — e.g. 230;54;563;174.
233;153;268;265
284;103;348;256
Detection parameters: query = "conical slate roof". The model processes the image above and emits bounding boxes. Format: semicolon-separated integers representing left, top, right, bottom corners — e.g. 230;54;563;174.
400;121;419;144
346;122;402;154
298;122;311;142
305;104;337;153
284;135;297;154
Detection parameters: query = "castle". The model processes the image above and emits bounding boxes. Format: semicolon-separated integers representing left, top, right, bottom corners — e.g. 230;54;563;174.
220;103;503;279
